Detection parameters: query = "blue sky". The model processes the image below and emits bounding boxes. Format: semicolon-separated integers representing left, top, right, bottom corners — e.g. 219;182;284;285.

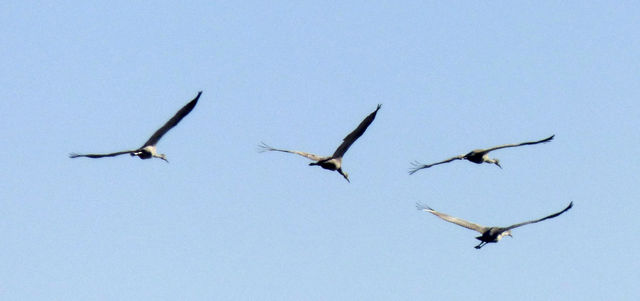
1;1;639;300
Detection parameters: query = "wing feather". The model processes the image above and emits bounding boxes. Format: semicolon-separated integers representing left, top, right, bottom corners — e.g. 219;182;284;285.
417;203;486;233
258;142;327;161
142;91;201;147
408;156;464;174
482;134;554;153
332;104;381;158
69;150;135;158
506;201;573;230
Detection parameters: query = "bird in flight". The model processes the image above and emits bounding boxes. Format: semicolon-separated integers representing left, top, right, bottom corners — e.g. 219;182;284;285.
409;134;554;174
416;201;573;249
70;91;202;163
259;104;381;182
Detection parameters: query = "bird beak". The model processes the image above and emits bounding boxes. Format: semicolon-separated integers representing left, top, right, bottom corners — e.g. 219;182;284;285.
495;162;502;169
162;158;169;163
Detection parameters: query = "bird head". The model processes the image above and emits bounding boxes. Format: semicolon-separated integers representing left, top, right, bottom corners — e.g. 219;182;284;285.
493;159;502;169
498;230;513;241
157;153;169;163
338;169;350;183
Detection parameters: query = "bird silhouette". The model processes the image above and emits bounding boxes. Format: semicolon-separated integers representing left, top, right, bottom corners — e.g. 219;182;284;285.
409;135;554;174
70;91;202;163
259;104;381;182
416;201;573;249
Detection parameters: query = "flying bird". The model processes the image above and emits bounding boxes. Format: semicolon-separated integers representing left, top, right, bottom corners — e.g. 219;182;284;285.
70;91;202;163
416;201;573;249
409;134;554;174
259;104;381;182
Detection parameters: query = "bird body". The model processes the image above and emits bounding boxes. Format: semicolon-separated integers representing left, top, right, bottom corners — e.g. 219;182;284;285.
463;150;501;166
309;157;341;170
309;157;348;180
70;91;201;163
475;227;511;245
131;145;163;161
259;104;381;182
464;150;489;164
417;202;573;249
409;134;554;174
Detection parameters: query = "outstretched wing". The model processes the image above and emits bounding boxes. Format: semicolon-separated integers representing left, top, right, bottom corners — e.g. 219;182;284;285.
416;203;486;233
332;104;381;158
142;91;201;147
481;134;555;153
69;150;135;159
408;155;464;174
506;201;573;230
258;142;327;162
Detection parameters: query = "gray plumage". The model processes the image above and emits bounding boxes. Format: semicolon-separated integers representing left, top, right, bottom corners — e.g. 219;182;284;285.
416;201;573;249
259;104;381;182
409;134;554;174
70;91;202;163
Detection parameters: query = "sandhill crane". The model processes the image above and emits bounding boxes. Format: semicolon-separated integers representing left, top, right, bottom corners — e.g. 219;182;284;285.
259;104;381;182
409;134;554;174
69;91;202;163
416;202;573;249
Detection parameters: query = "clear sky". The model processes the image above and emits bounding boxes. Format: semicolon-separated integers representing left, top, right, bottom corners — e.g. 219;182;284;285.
1;1;639;300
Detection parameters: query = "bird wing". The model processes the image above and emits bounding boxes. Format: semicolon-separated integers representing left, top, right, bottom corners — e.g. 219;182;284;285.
142;91;201;147
505;201;573;230
69;150;135;158
416;203;486;233
331;104;381;158
481;134;555;153
258;142;327;161
408;155;465;174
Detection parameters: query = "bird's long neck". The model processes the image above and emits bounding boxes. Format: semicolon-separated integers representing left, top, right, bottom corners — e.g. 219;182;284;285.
496;231;511;241
146;146;167;162
483;155;501;168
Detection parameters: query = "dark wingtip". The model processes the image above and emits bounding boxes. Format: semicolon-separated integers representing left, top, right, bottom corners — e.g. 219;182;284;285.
257;141;272;153
376;104;382;111
191;91;203;103
408;161;425;175
416;202;433;211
